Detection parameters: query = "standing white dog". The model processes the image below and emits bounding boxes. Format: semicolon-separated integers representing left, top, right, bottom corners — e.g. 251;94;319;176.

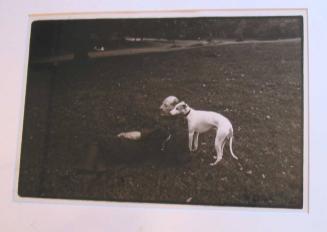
170;101;238;165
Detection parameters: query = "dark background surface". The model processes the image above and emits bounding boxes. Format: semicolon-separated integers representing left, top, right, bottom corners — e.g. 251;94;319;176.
18;17;303;208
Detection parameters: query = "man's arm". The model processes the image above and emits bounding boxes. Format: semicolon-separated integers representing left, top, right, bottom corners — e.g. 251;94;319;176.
117;131;142;140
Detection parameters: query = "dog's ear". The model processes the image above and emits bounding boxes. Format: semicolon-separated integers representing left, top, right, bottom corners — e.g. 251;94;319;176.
178;101;187;109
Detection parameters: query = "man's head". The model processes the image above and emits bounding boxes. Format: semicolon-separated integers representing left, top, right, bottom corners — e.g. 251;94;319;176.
160;96;180;116
170;101;191;116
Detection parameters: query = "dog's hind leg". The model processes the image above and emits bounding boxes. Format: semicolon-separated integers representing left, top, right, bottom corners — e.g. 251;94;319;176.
213;139;226;159
210;132;226;166
221;139;227;156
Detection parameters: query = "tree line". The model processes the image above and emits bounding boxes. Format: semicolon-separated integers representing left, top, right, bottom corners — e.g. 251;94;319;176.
29;17;303;58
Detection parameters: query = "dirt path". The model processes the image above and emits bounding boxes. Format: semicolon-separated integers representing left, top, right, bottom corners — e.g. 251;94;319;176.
32;38;301;64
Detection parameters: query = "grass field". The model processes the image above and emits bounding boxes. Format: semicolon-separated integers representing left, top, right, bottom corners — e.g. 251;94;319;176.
19;39;303;208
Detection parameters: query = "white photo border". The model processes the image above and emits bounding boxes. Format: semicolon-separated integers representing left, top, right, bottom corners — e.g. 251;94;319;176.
14;9;309;213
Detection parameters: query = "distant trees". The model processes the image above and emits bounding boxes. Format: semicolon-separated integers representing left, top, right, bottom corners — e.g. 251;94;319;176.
29;17;302;60
234;18;302;40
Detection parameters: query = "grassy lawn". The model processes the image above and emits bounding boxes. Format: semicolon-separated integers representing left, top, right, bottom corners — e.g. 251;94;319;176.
19;40;303;208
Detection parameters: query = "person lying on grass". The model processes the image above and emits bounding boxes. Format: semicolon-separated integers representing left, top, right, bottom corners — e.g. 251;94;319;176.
77;96;190;172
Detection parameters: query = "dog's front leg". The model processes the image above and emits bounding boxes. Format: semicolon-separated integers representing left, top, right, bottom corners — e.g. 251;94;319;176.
193;132;199;151
188;131;195;151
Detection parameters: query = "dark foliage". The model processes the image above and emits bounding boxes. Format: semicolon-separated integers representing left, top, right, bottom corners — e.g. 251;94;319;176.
29;17;302;58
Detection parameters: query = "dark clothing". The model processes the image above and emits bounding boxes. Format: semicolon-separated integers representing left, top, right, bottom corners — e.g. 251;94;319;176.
77;116;190;172
158;115;190;163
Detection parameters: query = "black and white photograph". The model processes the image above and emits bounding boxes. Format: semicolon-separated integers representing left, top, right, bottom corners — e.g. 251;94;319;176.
18;16;304;208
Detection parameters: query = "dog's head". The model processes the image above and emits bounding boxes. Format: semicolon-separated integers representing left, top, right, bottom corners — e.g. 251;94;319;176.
170;101;190;116
160;96;180;116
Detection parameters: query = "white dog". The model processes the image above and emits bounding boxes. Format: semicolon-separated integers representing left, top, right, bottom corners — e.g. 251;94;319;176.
170;101;238;165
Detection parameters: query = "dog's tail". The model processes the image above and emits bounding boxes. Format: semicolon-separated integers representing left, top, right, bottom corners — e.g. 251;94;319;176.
229;136;238;160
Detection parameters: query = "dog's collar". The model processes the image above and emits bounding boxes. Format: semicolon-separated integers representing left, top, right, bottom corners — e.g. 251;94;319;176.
185;110;191;117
